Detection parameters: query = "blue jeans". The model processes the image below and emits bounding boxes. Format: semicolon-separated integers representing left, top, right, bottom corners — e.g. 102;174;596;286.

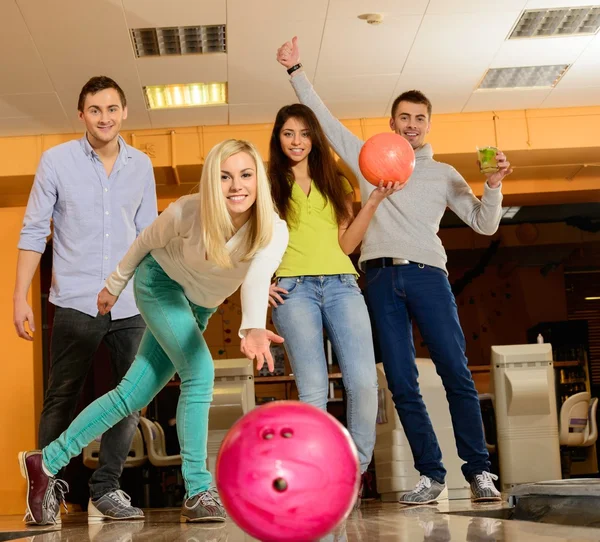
43;255;217;497
272;274;378;473
365;263;490;483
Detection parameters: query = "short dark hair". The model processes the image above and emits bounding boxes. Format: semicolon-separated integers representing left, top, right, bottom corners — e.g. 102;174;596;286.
77;76;127;112
391;90;432;119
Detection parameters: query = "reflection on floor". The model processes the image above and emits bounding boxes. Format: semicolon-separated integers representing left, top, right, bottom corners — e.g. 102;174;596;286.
2;499;600;541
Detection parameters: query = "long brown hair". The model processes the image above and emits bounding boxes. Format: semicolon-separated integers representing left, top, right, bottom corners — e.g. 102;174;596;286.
269;104;351;225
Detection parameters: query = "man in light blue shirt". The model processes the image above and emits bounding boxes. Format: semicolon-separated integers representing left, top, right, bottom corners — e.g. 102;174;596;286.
13;76;157;524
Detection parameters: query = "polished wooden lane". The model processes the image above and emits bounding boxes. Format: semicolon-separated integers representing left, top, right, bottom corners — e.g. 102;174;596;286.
2;500;600;541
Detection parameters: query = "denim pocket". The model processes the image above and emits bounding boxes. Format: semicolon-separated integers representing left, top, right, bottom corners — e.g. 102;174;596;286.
276;277;300;297
366;268;382;287
340;274;362;293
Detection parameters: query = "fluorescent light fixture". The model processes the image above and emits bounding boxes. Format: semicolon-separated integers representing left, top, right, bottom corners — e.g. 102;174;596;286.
144;83;227;110
502;206;521;219
585;296;600;301
510;6;600;39
477;65;569;89
132;25;226;57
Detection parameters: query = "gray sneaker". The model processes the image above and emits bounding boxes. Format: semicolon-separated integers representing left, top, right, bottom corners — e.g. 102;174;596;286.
399;476;448;505
470;472;501;502
88;490;144;523
180;488;226;523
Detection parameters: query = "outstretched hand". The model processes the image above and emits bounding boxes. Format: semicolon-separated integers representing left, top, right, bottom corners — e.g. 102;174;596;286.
276;36;300;69
240;329;285;372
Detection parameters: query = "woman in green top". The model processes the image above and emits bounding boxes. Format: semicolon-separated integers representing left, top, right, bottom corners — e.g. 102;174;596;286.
268;103;401;502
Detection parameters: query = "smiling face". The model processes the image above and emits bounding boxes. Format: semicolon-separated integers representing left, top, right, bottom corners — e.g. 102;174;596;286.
389;100;431;150
220;151;257;227
78;88;127;147
279;117;312;164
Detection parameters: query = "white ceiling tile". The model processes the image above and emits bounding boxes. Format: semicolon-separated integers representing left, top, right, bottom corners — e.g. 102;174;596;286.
149;105;228;128
16;0;151;131
327;0;428;17
463;88;552;112
123;0;226;28
388;73;481;115
554;62;600;88
0;1;54;95
427;0;528;13
229;103;285;125
0;93;67;120
525;0;600;8
0;116;72;136
136;54;228;86
542;86;600;108
316;16;422;78
326;101;388;120
315;74;399;103
402;12;520;75
574;33;600;66
491;35;593;67
226;1;327;104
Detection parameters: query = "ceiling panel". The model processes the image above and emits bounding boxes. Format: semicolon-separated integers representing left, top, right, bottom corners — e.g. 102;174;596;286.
0;116;72;137
427;0;528;13
229;102;285;125
542;86;600;108
149;105;228;128
388;71;483;114
0;1;54;95
316;16;422;78
324;101;389;120
463;88;552;112
491;35;594;67
402;12;520;75
314;74;399;103
16;0;151;131
525;0;600;8
555;62;600;89
123;0;226;28
326;0;428;17
136;54;228;86
0;93;67;120
226;0;327;104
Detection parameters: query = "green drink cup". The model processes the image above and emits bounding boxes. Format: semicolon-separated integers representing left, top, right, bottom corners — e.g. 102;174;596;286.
477;146;499;174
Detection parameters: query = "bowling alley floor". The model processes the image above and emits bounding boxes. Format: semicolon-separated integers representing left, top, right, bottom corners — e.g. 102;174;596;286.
3;499;600;542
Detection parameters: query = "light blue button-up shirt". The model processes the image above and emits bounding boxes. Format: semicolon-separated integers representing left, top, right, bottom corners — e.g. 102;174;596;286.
18;135;158;319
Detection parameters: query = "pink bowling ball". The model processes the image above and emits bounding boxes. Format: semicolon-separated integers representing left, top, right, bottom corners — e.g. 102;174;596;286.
215;401;359;542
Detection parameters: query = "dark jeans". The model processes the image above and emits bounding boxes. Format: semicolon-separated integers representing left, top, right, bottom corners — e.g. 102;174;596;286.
39;306;145;499
366;263;490;483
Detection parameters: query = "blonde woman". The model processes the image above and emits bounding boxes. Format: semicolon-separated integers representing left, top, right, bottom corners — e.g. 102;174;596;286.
19;139;289;526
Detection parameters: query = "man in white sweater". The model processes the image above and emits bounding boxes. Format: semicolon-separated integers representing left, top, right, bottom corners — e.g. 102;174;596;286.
277;37;512;504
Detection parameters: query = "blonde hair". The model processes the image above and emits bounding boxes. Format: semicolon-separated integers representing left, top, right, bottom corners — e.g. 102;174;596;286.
200;139;274;268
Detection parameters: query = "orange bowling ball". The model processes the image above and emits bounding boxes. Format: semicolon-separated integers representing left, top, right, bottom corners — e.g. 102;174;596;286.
359;132;415;187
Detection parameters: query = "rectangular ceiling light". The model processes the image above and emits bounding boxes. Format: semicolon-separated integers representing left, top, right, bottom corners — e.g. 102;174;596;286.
477;65;569;89
132;25;226;57
510;6;600;39
144;83;227;110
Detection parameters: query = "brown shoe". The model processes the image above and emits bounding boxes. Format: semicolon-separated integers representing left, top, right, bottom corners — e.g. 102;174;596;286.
18;451;68;525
